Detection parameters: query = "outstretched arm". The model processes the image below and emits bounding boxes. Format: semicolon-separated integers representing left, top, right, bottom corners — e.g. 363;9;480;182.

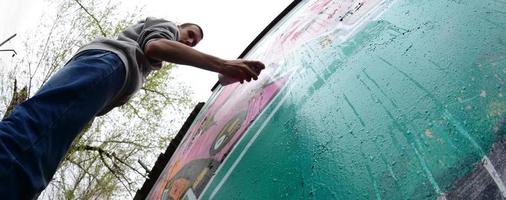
144;38;264;83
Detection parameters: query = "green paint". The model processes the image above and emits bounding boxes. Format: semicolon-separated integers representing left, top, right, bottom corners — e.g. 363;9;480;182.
195;0;506;199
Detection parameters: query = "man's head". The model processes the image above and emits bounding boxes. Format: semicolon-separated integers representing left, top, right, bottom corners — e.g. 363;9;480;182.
178;23;204;47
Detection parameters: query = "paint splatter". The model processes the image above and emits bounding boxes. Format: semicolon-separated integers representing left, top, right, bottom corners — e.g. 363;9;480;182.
425;129;433;138
488;102;506;117
465;105;473;110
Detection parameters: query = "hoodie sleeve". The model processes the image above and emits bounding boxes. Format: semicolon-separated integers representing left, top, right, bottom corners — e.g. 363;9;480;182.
137;17;179;52
137;17;179;68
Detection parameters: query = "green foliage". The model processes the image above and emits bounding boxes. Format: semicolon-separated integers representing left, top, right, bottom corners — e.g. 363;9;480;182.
0;0;198;199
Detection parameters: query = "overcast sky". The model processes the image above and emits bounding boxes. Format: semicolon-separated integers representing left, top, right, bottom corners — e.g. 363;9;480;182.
0;0;292;101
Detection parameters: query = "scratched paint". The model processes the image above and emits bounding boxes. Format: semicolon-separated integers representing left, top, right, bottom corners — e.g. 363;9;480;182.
147;0;506;199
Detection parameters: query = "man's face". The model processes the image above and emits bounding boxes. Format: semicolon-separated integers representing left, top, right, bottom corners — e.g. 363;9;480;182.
178;25;202;47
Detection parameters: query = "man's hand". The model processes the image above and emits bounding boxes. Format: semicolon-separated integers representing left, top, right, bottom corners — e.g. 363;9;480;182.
219;59;265;83
144;39;265;83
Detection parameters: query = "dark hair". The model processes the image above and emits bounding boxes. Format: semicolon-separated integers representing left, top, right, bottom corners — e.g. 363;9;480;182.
180;23;204;39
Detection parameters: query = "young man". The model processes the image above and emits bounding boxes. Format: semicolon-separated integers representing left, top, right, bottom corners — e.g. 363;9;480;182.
0;17;264;199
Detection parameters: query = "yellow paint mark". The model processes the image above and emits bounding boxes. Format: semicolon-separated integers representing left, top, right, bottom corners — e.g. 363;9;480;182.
227;118;240;132
193;167;210;189
488;101;506;117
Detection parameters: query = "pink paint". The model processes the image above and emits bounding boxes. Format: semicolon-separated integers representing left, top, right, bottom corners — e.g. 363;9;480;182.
146;1;358;198
147;70;290;198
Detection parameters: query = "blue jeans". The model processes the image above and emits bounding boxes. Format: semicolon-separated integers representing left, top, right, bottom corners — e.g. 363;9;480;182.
0;50;126;199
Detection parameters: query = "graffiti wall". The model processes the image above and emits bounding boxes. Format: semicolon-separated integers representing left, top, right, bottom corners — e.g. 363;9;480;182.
147;0;506;199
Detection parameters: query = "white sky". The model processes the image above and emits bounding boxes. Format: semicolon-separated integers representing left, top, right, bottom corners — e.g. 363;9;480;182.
0;0;292;101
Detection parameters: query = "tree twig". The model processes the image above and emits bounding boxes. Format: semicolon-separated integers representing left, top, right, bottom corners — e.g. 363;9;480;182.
98;152;130;194
75;145;148;178
73;0;107;37
141;87;172;101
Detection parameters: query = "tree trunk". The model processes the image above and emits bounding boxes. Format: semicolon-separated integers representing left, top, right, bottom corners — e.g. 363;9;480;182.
2;79;28;119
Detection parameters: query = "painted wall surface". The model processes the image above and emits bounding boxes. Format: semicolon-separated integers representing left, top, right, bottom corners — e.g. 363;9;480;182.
148;0;506;199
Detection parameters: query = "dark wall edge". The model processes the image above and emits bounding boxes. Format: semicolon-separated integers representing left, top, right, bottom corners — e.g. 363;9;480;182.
211;0;303;92
134;102;205;200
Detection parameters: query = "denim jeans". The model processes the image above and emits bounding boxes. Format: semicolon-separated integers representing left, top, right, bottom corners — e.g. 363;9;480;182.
0;50;126;199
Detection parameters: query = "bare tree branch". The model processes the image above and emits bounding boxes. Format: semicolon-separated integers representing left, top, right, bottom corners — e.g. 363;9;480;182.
73;0;107;37
125;103;150;122
98;151;131;195
34;14;60;88
68;159;88;197
138;159;151;174
2;80;28;119
92;139;153;149
75;145;148;178
68;157;99;181
141;87;172;101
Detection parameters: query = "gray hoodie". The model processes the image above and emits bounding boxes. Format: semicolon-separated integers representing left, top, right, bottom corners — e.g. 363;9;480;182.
76;17;179;115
